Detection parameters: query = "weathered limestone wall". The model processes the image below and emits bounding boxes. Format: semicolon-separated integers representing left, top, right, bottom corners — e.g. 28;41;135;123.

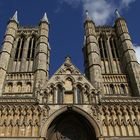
100;104;140;137
0;103;140;139
0;105;41;137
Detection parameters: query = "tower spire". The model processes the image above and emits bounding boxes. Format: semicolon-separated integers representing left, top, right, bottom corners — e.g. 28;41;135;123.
10;11;18;23
41;12;49;23
85;10;91;21
115;9;121;19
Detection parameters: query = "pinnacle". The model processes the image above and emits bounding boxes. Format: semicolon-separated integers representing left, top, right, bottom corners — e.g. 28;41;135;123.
115;9;121;19
11;11;18;23
65;55;72;64
65;55;71;60
85;10;91;21
84;35;86;46
41;12;49;23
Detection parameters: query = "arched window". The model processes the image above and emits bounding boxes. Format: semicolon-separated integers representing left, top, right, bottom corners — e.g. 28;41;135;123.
15;36;25;60
7;83;13;92
27;36;36;60
15;38;21;59
57;85;63;104
109;37;119;59
98;37;108;59
98;39;104;59
17;82;22;92
27;38;32;59
27;82;32;92
110;38;115;58
102;39;108;59
120;84;126;94
98;36;110;73
110;84;115;94
77;85;82;104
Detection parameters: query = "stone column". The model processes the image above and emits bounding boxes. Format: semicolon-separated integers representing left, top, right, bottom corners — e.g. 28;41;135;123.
0;12;18;95
115;17;140;96
7;38;18;72
54;87;58;104
82;88;86;104
20;37;30;72
34;13;50;92
83;15;103;94
73;86;78;104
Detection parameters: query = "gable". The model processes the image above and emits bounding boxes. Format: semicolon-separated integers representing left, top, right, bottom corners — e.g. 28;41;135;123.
47;56;95;91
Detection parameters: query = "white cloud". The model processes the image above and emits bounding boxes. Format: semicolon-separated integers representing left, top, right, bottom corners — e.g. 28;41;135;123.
59;0;136;25
133;45;140;63
59;0;140;64
83;0;114;25
121;0;136;7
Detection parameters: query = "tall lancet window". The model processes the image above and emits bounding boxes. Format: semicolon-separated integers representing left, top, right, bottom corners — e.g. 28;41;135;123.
27;35;36;60
98;36;109;60
102;39;108;59
15;35;25;60
109;37;119;59
57;85;63;104
98;35;110;73
98;38;104;59
77;85;83;104
109;36;122;73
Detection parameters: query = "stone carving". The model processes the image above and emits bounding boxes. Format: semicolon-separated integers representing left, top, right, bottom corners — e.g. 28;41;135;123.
40;105;50;127
91;105;101;121
0;105;41;136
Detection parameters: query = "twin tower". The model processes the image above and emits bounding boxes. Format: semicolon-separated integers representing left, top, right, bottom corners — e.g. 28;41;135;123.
0;12;50;95
0;10;140;139
0;10;140;97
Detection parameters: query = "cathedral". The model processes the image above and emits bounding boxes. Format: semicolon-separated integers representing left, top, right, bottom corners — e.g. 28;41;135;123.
0;8;140;140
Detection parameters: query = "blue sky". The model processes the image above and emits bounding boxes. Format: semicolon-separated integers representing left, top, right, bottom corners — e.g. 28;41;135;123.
0;0;140;76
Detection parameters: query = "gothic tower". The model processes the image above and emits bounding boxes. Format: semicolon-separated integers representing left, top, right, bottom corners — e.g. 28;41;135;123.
83;10;140;96
0;12;18;95
114;10;140;96
0;12;50;97
0;9;140;140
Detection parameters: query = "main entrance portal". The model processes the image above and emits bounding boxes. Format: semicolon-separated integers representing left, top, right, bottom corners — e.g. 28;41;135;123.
47;111;96;140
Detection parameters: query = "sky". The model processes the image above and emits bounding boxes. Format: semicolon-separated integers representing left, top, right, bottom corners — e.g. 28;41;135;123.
0;0;140;76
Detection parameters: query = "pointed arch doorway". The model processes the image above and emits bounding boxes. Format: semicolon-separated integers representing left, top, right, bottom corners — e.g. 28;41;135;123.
47;110;97;140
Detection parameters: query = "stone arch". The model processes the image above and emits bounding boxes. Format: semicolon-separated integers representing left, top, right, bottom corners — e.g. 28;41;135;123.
64;76;75;83
76;82;83;87
55;82;63;87
40;106;102;139
64;77;73;91
65;68;72;74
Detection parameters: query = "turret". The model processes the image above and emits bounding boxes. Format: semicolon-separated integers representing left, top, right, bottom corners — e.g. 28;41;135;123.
114;9;140;96
34;13;50;88
0;11;18;95
83;11;102;90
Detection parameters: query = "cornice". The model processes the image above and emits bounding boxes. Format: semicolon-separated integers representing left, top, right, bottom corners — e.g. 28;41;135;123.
0;97;38;105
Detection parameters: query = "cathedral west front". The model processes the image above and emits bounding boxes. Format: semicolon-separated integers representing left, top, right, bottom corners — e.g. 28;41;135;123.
0;9;140;140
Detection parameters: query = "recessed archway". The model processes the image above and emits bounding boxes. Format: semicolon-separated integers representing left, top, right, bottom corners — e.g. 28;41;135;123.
40;106;102;139
46;110;97;140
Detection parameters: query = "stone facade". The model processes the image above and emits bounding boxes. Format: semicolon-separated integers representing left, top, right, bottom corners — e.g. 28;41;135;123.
0;10;140;140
